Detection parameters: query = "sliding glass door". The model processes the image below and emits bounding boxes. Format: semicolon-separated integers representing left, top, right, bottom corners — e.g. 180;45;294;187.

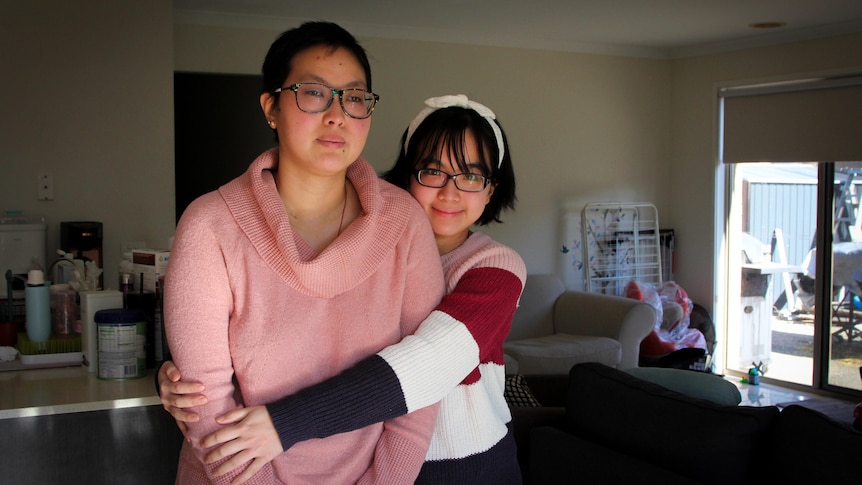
724;162;862;394
824;162;862;392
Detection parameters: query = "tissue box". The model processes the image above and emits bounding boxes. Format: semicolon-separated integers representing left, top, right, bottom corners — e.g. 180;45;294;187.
132;249;170;293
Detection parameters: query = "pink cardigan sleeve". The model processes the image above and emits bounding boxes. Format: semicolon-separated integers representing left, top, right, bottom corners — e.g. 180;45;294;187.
165;201;278;484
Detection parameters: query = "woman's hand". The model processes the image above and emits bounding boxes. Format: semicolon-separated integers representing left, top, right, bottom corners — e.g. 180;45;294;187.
158;360;207;437
202;406;284;484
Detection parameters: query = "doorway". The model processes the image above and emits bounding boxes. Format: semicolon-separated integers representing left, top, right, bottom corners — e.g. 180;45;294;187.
174;72;275;222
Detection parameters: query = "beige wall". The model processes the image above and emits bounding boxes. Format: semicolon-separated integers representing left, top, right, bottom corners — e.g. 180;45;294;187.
1;1;175;288
4;4;862;308
175;23;673;282
669;33;862;308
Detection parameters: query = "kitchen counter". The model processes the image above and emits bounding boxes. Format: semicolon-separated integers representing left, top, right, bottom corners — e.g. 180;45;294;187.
0;363;182;484
0;364;160;419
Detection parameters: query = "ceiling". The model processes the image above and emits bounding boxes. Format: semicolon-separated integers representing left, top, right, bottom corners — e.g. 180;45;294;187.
174;0;862;58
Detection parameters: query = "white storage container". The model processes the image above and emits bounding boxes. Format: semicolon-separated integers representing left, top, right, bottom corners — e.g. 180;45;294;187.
0;219;47;298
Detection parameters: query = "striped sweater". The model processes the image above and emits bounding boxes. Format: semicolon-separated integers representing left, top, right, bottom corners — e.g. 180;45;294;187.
266;231;527;483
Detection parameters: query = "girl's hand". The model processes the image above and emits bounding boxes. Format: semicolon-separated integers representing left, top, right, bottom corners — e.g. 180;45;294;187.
158;360;207;437
201;406;283;484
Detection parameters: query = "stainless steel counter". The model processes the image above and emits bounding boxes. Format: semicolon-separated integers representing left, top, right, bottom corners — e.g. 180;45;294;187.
0;364;181;484
0;364;160;419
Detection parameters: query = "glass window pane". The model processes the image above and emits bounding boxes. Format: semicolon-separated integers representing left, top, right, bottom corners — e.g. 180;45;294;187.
828;162;862;392
729;163;815;386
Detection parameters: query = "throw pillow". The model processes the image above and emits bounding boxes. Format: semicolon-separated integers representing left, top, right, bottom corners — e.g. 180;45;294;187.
624;367;741;406
504;374;541;407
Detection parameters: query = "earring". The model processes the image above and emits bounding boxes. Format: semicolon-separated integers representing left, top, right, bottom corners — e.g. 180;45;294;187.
267;120;275;128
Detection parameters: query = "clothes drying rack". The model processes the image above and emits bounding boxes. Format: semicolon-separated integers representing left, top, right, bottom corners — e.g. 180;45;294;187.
581;202;663;295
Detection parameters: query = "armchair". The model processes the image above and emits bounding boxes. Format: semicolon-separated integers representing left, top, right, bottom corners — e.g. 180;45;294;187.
504;274;655;374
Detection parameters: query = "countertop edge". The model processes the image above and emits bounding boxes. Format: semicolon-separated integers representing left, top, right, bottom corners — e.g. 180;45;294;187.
0;395;162;420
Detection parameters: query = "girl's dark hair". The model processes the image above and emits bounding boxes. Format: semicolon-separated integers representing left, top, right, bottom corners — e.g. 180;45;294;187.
261;21;372;110
383;107;516;225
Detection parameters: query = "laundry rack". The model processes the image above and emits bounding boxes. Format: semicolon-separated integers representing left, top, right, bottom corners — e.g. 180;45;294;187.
581;202;662;295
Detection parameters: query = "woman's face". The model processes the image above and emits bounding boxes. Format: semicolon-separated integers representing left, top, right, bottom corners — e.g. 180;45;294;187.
261;45;372;175
409;131;495;254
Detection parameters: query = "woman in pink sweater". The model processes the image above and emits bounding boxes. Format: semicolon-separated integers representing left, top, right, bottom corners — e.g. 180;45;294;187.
164;21;444;484
162;95;526;484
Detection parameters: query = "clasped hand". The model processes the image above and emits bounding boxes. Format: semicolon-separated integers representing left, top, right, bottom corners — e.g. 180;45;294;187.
159;363;283;484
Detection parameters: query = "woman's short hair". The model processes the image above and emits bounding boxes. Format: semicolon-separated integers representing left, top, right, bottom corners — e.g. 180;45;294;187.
261;21;372;103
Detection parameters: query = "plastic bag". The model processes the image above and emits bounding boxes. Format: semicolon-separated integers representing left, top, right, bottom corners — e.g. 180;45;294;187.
625;280;706;358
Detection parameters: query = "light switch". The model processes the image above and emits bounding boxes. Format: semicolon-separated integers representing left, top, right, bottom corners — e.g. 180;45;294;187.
38;173;54;200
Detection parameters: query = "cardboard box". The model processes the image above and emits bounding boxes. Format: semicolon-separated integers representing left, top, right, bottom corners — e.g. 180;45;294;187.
131;249;170;293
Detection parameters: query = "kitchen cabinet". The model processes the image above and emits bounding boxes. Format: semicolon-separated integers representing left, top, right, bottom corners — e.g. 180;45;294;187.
0;366;182;484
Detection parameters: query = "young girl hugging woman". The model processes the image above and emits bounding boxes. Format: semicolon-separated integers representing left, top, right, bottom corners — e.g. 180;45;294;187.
161;94;525;484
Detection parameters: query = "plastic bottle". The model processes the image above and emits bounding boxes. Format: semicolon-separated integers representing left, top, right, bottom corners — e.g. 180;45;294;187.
25;269;52;343
51;283;78;337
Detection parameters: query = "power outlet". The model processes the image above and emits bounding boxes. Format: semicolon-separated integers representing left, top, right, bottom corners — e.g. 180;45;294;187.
38;173;54;200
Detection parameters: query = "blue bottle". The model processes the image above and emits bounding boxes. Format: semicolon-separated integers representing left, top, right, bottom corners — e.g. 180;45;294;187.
25;269;51;343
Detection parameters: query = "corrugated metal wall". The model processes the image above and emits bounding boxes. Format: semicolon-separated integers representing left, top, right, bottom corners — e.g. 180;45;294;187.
745;173;817;312
747;182;817;268
745;170;862;310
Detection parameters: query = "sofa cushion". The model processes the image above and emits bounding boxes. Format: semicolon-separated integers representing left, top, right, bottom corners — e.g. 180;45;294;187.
507;274;566;341
624;367;742;406
565;363;779;485
759;404;862;483
503;353;520;374
530;426;700;485
504;333;621;374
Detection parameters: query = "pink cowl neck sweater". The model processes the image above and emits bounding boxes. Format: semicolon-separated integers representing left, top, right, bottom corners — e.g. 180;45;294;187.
165;148;445;484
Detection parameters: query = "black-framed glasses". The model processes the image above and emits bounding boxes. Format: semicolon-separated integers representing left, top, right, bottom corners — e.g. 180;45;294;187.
274;83;379;119
414;169;492;192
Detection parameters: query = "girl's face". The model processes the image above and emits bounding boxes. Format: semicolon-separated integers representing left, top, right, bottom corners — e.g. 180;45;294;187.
260;45;371;175
409;131;495;254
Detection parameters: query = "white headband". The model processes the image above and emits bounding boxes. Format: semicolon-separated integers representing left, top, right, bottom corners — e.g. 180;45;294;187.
403;94;505;168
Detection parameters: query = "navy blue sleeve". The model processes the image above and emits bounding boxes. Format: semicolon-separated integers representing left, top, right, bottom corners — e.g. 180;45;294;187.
266;355;408;450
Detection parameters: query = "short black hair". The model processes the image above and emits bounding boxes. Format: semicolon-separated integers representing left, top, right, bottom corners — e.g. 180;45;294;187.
261;21;372;114
383;106;516;225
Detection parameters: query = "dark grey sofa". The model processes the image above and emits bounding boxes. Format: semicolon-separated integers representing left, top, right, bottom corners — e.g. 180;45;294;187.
525;363;862;485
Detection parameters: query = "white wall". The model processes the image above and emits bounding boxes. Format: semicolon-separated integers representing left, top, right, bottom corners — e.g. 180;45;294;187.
0;1;175;288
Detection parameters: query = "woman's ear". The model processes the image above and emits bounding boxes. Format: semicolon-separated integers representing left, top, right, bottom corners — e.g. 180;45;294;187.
260;92;276;127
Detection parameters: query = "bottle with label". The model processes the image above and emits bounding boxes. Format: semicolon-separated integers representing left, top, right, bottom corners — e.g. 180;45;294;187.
25;269;51;343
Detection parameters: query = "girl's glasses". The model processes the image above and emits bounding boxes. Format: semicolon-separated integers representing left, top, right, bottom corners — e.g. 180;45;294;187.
414;169;491;192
